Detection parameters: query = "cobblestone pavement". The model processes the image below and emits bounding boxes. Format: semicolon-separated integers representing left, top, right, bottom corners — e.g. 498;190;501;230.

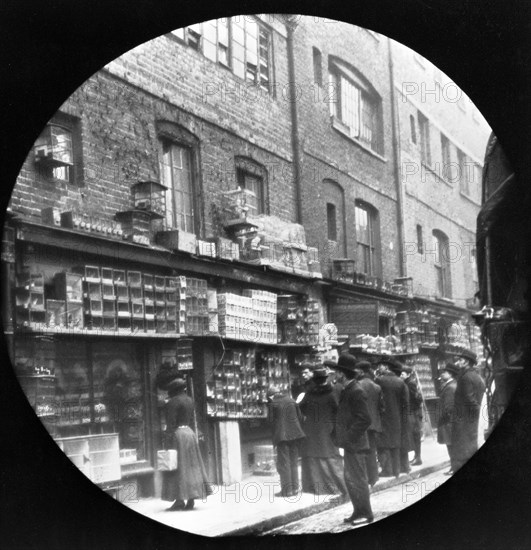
263;469;449;535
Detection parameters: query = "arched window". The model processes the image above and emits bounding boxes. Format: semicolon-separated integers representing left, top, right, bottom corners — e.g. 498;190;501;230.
328;57;384;154
234;156;268;216
157;121;200;234
432;230;452;298
323;179;346;258
355;201;381;277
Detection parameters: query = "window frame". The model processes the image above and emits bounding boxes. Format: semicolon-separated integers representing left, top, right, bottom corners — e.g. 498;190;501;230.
172;17;272;93
234;156;268;217
157;122;202;236
418;112;432;167
34;115;80;185
355;201;381;277
432;230;452;299
328;60;384;155
326;202;337;242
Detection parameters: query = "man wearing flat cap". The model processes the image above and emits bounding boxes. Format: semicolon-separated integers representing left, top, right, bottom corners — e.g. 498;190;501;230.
331;353;374;524
449;350;486;472
437;363;459;475
375;359;409;478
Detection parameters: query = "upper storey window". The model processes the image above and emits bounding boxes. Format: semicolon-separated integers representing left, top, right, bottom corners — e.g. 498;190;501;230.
171;16;272;93
328;59;384;155
33;114;80;184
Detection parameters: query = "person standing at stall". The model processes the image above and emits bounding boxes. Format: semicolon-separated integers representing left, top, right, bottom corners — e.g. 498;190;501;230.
331;353;373;525
375;359;409;478
450;350;486;472
437;362;459;475
299;367;347;496
356;360;384;487
162;378;212;511
268;385;306;497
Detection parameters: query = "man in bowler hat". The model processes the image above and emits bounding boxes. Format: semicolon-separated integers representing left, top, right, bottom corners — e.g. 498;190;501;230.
437;362;459;475
268;385;306;497
375;358;409;478
449;349;486;472
331;353;373;524
355;360;384;487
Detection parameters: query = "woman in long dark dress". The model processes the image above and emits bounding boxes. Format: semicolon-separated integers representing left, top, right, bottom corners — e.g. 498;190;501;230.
299;367;347;495
161;378;211;511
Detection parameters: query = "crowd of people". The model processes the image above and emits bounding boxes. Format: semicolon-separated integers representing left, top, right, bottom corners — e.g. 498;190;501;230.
156;348;485;524
267;349;486;525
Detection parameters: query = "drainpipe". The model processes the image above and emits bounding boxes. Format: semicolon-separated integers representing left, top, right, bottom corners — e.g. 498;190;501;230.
387;38;406;277
285;15;303;224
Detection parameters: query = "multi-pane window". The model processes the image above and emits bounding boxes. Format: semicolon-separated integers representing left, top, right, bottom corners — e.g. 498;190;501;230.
160;140;195;233
237;169;264;216
172;17;271;92
329;65;383;154
418;112;431;166
457;148;469;195
432;230;452;298
355;202;379;276
327;203;337;241
34;124;74;182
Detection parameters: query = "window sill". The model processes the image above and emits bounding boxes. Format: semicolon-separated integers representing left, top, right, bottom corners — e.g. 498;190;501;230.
331;117;386;162
420;162;455;188
434;296;454;305
459;190;481;207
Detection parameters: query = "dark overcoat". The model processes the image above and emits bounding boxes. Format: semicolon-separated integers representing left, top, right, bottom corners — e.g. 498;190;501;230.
162;392;210;502
376;373;409;449
300;382;341;458
437;378;457;445
358;376;384;433
268;393;305;445
334;379;371;453
451;367;486;462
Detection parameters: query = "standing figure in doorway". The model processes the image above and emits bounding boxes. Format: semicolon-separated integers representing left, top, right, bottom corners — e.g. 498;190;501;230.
162;378;211;511
299;367;347;496
268;385;306;497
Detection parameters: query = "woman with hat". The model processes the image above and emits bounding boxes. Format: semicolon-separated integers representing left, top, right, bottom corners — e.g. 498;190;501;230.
161;377;211;511
299;366;347;496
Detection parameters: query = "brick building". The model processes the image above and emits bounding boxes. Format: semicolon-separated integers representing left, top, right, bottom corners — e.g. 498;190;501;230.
3;15;490;500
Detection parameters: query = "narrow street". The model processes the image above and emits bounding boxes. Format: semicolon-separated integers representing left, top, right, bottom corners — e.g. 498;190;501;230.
262;469;449;535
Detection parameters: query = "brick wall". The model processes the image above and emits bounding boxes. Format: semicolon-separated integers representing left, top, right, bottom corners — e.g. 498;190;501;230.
293;18;400;282
391;40;491;307
10;35;296;235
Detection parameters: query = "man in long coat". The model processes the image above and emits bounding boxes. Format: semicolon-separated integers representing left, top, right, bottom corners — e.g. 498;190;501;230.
356;360;384;486
437;362;459;474
401;366;424;466
299;367;347;495
450;350;486;472
268;385;306;497
332;353;373;524
375;359;409;478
